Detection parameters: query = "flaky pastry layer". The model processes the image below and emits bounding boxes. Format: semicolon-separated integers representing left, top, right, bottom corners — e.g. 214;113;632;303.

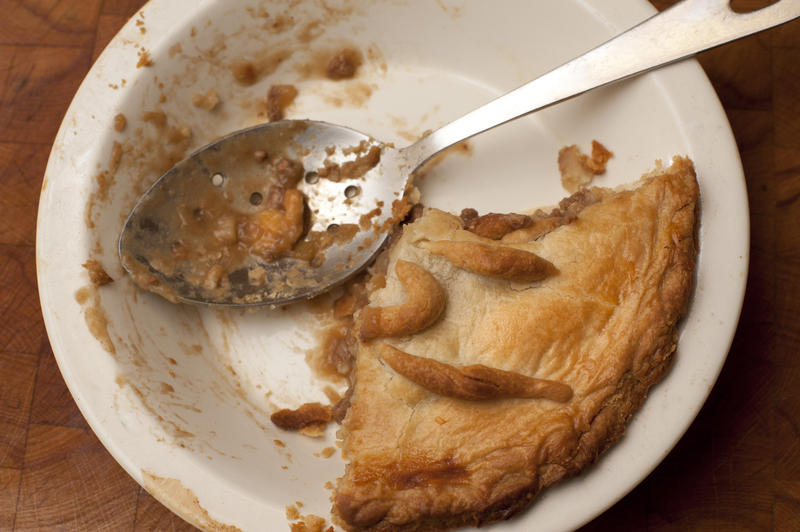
335;157;700;531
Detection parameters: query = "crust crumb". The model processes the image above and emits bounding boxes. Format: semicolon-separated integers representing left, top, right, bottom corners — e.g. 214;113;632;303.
378;344;573;402
320;446;336;458
113;113;127;132
271;402;332;432
286;503;333;532
421;240;556;282
289;514;331;532
136;49;153;67
558;140;613;193
286;505;300;520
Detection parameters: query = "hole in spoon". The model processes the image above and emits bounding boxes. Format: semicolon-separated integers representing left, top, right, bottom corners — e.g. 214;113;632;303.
249;192;263;205
305;171;320;184
344;185;360;198
327;223;339;232
211;173;225;187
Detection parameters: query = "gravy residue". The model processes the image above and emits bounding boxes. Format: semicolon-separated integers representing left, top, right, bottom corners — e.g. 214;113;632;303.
143;471;243;532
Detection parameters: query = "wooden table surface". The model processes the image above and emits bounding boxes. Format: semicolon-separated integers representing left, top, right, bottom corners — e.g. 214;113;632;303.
1;1;798;530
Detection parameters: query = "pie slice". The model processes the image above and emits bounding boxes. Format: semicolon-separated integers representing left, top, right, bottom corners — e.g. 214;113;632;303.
333;156;699;531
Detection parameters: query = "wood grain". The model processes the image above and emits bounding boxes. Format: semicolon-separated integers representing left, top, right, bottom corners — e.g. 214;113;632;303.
0;0;798;530
0;143;45;246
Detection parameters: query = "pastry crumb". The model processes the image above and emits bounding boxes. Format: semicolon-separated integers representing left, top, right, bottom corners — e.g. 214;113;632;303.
271;403;332;430
136;49;153;67
320;446;336;458
299;424;327;438
113;113;127;132
285;505;300;520
558;140;613;193
289;514;329;532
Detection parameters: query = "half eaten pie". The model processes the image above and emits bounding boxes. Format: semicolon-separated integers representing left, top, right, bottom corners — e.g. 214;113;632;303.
333;156;699;531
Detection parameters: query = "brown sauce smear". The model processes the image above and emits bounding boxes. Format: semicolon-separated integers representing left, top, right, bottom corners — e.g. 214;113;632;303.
231;60;257;85
266;84;299;121
326;48;362;80
312;322;358;380
82;259;114;286
317;143;380;182
191;88;220;111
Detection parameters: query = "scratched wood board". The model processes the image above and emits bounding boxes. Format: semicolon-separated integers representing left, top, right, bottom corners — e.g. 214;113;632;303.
1;0;799;530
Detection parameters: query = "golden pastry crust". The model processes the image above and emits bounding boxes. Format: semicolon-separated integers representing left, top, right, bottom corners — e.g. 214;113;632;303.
334;157;699;531
358;260;446;342
419;240;557;282
378;343;573;402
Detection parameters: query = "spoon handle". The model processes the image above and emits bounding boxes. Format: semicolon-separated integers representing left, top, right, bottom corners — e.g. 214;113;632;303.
401;0;800;170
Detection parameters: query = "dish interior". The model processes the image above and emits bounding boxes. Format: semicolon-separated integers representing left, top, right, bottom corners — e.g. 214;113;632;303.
37;0;748;530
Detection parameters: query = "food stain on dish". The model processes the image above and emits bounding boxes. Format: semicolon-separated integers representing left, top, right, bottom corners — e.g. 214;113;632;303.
265;83;299;120
142;471;243;532
322;81;375;108
436;0;464;19
73;0;412;526
296;46;363;80
82;259;114;286
84;140;123;233
192;88;221;111
178;2;375;99
122;301;281;442
414;140;473;180
74;259;282;455
75;285;116;355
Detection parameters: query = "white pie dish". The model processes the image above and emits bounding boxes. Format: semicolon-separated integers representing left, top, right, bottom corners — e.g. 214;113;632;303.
36;0;748;530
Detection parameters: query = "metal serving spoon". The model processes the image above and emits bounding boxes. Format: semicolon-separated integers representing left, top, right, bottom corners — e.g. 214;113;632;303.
119;0;800;307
